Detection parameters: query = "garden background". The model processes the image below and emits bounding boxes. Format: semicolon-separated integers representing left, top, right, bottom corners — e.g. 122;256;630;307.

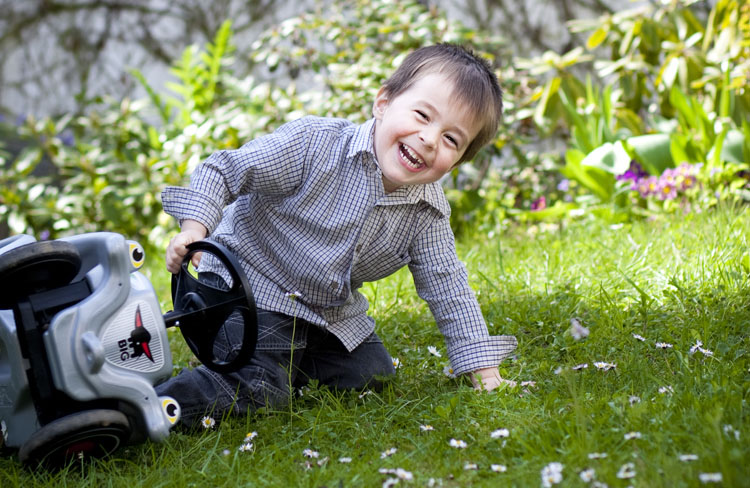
0;0;748;486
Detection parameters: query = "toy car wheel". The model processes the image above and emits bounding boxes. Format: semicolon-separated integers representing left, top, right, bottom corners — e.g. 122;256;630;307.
0;240;82;309
18;409;131;468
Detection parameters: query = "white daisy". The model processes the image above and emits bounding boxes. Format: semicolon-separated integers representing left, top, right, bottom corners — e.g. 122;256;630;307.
200;416;216;429
679;454;699;462
616;463;636;479
491;464;507;472
427;345;442;357
420;424;434;432
587;452;608;459
632;333;646;342
303;448;319;458
698;472;723;483
381;447;397;458
491;428;510;439
579;468;596;482
541;462;564;487
443;366;456;378
655;342;673;349
594;362;616;371
449;438;467;449
624;431;642;440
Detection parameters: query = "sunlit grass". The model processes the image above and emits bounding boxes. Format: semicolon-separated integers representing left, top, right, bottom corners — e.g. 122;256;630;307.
2;206;748;486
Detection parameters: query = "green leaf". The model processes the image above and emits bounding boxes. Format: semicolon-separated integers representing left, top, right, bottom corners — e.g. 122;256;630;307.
581;141;631;175
586;25;609;49
627;134;673;175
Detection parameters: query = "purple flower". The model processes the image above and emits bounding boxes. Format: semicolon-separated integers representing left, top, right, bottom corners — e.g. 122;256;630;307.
531;196;547;211
617;160;648;182
557;179;570;192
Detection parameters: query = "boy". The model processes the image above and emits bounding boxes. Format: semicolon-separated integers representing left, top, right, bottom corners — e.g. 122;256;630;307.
157;43;517;427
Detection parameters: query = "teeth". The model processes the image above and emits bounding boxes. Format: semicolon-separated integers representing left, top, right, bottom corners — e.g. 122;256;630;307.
400;144;424;168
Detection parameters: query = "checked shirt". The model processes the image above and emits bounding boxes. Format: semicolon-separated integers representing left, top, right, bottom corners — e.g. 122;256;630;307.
161;116;516;374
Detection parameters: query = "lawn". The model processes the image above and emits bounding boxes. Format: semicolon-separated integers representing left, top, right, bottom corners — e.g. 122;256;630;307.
2;206;748;487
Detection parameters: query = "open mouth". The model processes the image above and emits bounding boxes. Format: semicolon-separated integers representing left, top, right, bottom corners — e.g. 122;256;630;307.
399;143;425;170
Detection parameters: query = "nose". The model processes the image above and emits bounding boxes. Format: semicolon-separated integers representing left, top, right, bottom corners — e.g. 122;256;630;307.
419;126;439;149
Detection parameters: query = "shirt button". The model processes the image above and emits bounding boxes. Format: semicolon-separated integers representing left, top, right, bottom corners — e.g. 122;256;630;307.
329;281;338;291
355;244;362;253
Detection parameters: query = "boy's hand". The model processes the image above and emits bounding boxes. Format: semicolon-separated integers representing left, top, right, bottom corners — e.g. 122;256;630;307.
166;220;207;274
470;367;517;392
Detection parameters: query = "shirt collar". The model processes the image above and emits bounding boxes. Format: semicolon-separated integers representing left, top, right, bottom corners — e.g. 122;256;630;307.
349;119;451;218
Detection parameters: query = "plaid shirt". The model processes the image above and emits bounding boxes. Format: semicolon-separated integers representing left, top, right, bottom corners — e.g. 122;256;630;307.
161;116;516;374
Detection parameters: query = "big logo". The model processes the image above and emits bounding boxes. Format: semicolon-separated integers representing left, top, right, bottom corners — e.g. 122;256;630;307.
117;305;154;362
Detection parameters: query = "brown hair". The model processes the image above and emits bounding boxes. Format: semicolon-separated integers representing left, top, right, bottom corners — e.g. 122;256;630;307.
380;43;503;164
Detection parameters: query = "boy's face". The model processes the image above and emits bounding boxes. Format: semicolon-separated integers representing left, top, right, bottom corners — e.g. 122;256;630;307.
372;72;482;193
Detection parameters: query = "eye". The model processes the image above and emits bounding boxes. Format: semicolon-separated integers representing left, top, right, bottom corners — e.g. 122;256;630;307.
445;134;458;147
415;110;428;120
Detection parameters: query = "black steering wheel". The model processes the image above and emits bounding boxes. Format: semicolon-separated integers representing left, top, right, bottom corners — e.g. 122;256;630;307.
164;240;257;374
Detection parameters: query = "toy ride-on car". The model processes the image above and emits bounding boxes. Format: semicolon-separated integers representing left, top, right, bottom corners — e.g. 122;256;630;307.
0;232;257;467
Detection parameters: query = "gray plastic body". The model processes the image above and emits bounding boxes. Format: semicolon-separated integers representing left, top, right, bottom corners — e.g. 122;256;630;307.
0;232;178;449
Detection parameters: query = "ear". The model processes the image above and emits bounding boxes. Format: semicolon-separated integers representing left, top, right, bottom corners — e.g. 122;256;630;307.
372;86;389;120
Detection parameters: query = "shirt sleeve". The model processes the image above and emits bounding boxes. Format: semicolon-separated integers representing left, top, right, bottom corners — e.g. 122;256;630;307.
161;117;313;233
408;215;517;375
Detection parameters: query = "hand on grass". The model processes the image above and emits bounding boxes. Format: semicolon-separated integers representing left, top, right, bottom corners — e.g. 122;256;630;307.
166;219;207;274
470;367;517;392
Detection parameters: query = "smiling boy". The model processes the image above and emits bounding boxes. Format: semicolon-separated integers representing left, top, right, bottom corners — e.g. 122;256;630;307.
158;43;517;426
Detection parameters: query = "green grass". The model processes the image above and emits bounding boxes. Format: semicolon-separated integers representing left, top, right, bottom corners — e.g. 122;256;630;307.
2;206;749;487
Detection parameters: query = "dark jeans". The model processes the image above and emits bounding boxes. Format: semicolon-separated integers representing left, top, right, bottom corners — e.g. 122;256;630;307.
155;305;395;427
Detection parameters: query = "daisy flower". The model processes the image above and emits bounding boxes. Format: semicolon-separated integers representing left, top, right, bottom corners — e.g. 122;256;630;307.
569;318;590;340
698;472;723;483
358;390;373;399
420;424;434;432
449;438;467;449
238;443;254;452
616;463;636;479
690;341;715;357
491;428;510;439
379;468;413;480
587;452;608;459
443;366;456;378
339;457;352;463
594;362;616;371
200;416;216;429
659;385;674;395
655;342;673;349
491;464;507;472
427;346;442;357
624;431;642;440
303;448;319;458
679;454;699;462
392;357;402;369
629;395;641;406
464;463;478;470
541;462;564;487
579;468;596;482
285;290;303;300
632;333;646;342
381;447;397;458
572;363;589;371
244;431;258;442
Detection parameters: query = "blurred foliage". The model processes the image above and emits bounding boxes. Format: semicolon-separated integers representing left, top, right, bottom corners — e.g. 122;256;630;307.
505;0;750;224
1;0;749;252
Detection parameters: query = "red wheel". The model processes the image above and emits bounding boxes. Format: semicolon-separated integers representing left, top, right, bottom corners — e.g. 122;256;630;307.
18;409;131;468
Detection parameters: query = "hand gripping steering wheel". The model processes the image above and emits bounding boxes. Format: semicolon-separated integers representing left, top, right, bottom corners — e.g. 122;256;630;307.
163;240;257;374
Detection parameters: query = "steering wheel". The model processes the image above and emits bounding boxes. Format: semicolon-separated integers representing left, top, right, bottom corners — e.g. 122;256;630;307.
164;240;257;374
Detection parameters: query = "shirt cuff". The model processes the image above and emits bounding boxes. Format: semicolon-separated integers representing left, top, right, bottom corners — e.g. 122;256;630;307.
447;335;518;375
161;186;224;233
